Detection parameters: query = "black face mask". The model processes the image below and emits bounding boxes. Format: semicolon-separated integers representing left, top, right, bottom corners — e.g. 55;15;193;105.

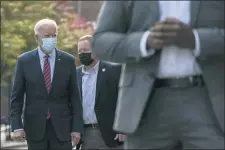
79;53;94;66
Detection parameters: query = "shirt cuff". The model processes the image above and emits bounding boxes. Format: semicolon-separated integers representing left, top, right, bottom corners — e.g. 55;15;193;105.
14;129;24;132
140;31;155;57
192;29;201;57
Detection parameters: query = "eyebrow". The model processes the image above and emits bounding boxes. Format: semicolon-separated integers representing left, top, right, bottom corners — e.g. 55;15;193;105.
44;33;56;36
79;48;90;50
78;48;91;53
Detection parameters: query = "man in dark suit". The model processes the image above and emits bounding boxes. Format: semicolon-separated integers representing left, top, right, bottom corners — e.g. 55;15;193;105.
76;35;126;149
92;1;224;149
10;18;83;150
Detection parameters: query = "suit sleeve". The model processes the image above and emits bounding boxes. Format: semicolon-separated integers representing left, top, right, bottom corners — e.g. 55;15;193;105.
10;58;25;131
69;58;84;133
92;1;147;63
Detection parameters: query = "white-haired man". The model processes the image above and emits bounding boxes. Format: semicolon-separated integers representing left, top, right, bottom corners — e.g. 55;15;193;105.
10;18;83;150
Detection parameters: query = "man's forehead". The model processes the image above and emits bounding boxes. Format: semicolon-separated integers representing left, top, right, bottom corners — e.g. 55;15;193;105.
78;40;91;47
78;40;92;52
39;24;57;34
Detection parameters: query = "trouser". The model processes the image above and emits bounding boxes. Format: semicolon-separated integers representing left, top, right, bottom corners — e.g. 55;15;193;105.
81;126;123;149
27;119;72;150
125;86;224;149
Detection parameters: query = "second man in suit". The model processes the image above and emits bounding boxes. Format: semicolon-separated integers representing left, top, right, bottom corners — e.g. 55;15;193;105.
76;35;126;149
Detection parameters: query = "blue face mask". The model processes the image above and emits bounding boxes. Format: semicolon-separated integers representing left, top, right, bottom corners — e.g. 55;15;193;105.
41;38;57;54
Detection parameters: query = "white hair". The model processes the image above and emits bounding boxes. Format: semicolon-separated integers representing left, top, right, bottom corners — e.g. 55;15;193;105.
34;18;58;35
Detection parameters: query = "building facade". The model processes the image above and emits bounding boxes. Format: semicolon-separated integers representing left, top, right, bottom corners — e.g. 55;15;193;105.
70;1;103;22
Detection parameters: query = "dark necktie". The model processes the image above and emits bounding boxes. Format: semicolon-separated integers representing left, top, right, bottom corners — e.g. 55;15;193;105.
43;55;51;119
43;55;51;92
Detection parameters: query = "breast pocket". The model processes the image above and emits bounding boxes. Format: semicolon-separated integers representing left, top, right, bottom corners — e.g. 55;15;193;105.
24;69;44;93
53;67;70;93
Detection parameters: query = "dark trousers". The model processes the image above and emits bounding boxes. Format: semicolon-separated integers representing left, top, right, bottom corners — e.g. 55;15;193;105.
27;119;72;150
80;126;123;149
81;127;110;149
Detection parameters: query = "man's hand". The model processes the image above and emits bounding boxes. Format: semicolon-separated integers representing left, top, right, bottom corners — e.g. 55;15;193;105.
71;132;81;146
150;17;195;49
114;134;126;142
12;130;26;142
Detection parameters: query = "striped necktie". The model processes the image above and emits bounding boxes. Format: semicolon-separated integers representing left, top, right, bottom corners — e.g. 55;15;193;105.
43;55;51;119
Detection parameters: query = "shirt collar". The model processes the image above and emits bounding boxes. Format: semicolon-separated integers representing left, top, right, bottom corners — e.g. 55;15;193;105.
82;61;100;74
38;47;56;59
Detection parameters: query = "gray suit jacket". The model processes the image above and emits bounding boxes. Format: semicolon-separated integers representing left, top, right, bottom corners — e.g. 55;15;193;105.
92;1;224;134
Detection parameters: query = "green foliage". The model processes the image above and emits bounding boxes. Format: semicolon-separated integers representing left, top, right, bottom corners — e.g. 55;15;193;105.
1;1;93;86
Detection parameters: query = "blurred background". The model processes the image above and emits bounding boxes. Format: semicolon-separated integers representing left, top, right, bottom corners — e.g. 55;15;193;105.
1;0;103;118
1;1;102;147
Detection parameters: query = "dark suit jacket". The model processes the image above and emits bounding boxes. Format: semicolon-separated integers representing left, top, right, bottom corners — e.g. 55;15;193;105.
10;48;83;142
76;61;122;147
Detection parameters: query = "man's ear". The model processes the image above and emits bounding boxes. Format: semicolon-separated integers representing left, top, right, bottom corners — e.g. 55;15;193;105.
35;34;38;41
35;35;42;47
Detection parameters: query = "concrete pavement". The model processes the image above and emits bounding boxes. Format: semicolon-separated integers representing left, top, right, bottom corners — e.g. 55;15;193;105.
1;125;79;149
1;125;27;149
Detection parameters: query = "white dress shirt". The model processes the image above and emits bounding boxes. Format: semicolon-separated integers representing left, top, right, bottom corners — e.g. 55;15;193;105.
82;62;100;124
140;1;202;78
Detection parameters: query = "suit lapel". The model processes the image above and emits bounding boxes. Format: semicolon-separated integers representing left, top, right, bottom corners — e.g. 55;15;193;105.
142;1;160;26
148;1;160;22
95;62;106;106
190;1;201;26
77;68;83;101
49;49;62;96
33;49;49;96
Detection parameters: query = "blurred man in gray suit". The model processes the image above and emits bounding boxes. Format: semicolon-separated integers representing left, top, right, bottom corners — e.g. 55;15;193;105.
92;1;224;149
